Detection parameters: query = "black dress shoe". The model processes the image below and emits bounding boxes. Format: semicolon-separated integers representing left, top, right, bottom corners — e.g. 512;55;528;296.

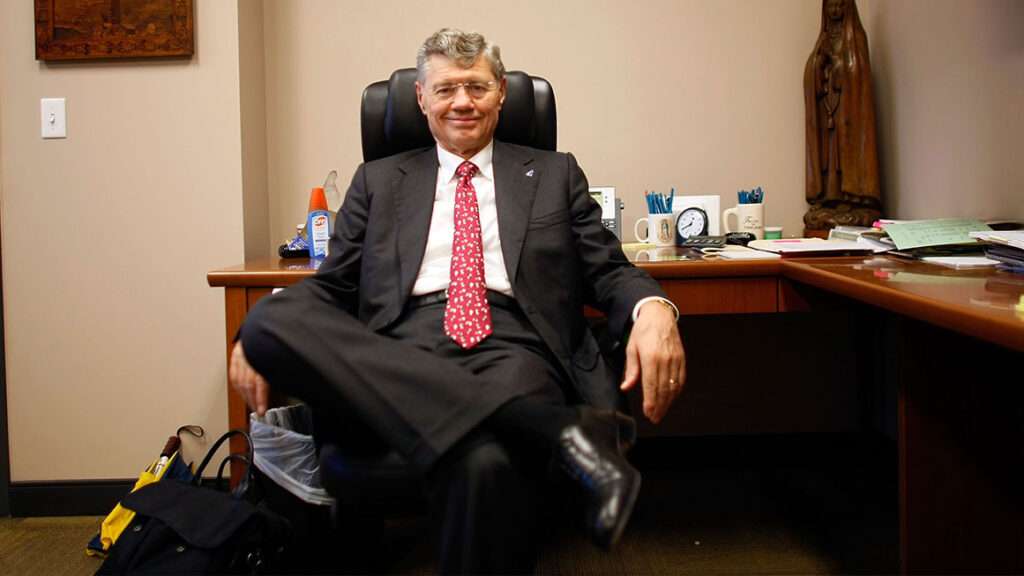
557;408;642;550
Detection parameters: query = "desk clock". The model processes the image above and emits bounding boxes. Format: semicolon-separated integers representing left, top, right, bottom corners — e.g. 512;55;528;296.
676;206;709;242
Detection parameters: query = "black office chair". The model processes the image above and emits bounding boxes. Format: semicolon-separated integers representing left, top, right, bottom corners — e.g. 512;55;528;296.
317;67;560;512
359;67;557;162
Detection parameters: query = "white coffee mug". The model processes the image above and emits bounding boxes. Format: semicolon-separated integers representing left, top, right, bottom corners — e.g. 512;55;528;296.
634;214;676;247
722;203;764;239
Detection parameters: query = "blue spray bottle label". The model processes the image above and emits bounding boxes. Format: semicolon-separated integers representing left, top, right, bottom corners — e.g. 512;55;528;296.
308;211;330;258
307;186;331;259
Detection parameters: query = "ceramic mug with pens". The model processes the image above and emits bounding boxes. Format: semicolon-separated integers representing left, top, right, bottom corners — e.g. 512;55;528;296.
634;214;676;247
722;203;764;239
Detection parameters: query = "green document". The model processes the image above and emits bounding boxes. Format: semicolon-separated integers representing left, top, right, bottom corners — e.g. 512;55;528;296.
882;219;990;250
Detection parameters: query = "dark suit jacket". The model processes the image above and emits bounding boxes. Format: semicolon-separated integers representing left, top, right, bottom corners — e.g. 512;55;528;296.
308;140;667;409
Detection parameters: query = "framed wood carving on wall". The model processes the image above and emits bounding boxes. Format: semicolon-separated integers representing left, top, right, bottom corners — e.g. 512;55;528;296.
35;0;194;61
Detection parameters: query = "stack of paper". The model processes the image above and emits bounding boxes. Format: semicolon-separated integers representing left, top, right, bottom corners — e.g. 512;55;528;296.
877;219;991;261
920;256;999;269
828;226;891;253
747;238;873;256
713;245;781;260
969;230;1024;273
827;226;874;241
969;230;1024;250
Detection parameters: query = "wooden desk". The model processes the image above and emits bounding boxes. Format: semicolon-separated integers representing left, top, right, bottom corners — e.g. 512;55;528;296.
209;252;1024;573
777;257;1024;573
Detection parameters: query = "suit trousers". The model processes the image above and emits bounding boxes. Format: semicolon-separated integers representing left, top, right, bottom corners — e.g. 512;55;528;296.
239;282;570;573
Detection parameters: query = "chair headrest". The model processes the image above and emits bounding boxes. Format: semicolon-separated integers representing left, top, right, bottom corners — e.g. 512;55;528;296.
361;68;556;162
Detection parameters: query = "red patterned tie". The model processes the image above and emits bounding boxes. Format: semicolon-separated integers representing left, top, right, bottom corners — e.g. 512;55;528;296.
444;161;492;349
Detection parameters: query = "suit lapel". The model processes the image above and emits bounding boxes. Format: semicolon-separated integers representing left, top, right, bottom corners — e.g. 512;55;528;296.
395;148;439;300
493;141;539;284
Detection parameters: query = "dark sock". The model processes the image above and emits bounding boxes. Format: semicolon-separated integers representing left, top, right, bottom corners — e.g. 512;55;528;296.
486;397;578;445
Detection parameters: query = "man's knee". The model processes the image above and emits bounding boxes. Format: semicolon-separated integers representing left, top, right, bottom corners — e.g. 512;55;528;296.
452;440;516;489
239;295;298;379
433;435;525;504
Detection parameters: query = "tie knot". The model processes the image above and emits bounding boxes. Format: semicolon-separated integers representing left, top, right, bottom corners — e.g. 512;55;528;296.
456;161;478;179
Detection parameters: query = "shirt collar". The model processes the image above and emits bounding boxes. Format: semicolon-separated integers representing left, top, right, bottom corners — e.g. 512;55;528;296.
436;140;494;184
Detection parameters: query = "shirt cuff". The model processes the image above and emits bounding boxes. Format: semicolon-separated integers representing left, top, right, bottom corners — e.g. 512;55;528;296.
632;296;680;322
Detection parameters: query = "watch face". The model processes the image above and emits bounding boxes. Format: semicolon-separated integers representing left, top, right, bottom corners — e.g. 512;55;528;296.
676;207;709;239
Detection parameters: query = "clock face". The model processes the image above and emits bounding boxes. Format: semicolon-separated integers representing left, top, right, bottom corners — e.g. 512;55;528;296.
676;207;709;239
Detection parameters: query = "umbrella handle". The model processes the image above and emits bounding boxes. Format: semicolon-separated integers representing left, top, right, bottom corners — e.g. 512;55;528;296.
160;436;181;458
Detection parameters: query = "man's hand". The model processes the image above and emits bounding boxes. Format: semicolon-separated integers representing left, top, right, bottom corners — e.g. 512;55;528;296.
620;301;685;424
228;341;270;417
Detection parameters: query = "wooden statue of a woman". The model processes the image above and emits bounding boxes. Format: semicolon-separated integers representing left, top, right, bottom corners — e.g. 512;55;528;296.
804;0;881;233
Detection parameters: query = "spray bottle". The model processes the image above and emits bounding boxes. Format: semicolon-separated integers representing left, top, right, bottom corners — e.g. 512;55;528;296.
306;186;331;259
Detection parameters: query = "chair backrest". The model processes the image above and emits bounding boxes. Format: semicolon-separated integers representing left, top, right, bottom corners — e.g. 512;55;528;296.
360;68;557;162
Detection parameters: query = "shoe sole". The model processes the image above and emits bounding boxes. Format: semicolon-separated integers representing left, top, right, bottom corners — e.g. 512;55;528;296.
605;469;641;550
613;411;637;453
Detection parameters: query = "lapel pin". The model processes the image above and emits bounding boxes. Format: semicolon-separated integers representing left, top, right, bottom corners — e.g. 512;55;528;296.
525;169;535;178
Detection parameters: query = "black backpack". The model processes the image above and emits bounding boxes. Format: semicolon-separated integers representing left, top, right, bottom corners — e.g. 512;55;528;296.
97;430;292;575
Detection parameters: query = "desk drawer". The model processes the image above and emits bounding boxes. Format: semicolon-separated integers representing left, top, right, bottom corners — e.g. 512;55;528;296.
662;277;777;315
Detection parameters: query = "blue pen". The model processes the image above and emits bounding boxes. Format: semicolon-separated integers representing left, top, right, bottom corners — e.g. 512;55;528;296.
669;187;675;212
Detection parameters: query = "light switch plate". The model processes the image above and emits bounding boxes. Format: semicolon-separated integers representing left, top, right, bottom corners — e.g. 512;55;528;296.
41;98;66;139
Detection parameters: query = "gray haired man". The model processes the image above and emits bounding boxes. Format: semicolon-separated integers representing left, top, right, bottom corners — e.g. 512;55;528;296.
231;28;685;573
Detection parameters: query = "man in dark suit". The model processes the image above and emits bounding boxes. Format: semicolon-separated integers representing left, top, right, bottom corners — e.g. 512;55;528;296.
231;28;685;574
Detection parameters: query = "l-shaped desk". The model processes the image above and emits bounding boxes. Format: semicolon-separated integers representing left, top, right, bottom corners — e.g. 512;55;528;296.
209;250;1024;573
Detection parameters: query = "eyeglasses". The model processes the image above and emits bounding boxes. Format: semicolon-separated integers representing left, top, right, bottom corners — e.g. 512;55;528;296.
430;81;499;101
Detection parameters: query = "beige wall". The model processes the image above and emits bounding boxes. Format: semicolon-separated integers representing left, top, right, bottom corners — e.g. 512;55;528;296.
0;2;245;480
264;0;822;247
263;0;1024;244
862;0;1024;222
239;0;271;261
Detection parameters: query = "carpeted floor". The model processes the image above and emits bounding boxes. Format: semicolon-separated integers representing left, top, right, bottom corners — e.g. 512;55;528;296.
0;516;105;576
0;434;898;575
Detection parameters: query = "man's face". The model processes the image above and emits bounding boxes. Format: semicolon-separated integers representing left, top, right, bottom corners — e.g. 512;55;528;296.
416;55;506;159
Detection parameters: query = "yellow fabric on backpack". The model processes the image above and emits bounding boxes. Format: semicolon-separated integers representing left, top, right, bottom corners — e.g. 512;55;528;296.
85;452;179;557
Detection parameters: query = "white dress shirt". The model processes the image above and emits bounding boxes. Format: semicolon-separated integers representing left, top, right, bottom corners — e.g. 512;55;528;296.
412;141;513;296
411;140;679;322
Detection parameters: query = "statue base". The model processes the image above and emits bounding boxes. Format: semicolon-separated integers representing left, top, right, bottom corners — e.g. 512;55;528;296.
803;228;831;239
804;204;881;231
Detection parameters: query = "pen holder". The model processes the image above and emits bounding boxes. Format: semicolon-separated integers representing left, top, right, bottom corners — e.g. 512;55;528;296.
635;213;676;247
722;203;764;240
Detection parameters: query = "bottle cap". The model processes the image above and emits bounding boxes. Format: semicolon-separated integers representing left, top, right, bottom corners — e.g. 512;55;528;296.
308;186;328;212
